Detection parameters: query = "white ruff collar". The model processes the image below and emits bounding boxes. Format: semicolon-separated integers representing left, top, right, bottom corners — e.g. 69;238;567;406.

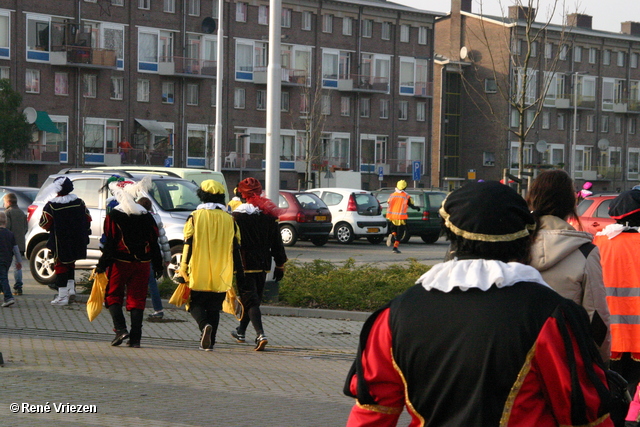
49;194;78;204
596;223;639;239
233;203;261;214
417;259;549;293
197;203;227;211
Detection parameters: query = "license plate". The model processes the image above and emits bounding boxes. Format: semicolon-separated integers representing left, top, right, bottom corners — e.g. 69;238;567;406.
367;228;380;233
315;215;327;221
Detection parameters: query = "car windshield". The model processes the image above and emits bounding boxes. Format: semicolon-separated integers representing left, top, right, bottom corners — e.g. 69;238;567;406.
148;179;201;211
294;193;327;209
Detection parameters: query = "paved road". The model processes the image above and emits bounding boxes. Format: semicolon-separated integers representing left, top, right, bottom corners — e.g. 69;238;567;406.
0;264;421;426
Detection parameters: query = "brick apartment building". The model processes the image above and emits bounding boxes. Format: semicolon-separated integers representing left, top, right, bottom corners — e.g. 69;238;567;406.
433;0;640;193
0;0;439;190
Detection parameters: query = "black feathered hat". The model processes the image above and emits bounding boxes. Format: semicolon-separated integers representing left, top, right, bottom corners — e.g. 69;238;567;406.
439;181;536;242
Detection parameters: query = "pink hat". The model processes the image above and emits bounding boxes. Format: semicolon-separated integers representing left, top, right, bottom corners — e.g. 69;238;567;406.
583;182;593;190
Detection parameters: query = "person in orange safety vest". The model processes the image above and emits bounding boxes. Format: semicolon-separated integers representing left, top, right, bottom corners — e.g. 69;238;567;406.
385;180;420;254
594;188;640;395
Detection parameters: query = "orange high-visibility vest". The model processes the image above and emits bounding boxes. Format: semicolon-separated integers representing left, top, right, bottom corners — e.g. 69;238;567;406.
386;191;410;221
594;232;640;353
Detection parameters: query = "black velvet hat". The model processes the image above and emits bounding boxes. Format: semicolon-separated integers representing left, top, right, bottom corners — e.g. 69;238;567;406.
439;181;536;242
609;189;640;220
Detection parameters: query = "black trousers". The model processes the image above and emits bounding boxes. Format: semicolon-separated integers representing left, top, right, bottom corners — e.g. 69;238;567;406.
237;272;266;336
188;290;226;343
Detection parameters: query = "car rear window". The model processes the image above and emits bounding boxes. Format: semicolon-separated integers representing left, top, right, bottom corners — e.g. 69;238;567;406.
576;199;594;216
354;193;380;215
428;193;446;211
595;199;613;218
295;193;327;209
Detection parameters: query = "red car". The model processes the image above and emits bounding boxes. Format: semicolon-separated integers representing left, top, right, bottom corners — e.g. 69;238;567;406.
574;194;617;236
278;191;333;247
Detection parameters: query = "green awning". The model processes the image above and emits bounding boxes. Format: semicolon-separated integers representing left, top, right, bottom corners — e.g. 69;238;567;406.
35;111;60;134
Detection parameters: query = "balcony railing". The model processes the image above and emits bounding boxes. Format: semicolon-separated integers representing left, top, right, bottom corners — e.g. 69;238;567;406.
597;166;623;180
159;56;216;78
253;67;309;85
12;145;60;163
337;74;390;93
554;94;596;109
50;46;117;68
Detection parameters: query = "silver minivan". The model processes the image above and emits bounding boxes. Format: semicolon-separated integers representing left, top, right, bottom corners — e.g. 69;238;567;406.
25;171;200;284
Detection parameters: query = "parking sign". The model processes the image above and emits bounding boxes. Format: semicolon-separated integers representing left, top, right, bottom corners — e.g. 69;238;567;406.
378;166;384;181
413;161;421;181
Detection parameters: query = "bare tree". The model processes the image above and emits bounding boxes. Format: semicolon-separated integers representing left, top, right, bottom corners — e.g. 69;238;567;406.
461;0;571;193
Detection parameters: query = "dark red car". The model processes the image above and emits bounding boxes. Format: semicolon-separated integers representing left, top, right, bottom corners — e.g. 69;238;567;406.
278;191;332;247
574;194;617;236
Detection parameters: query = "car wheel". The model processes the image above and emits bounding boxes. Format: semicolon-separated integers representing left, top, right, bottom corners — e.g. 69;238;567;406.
335;223;355;244
367;235;384;244
310;236;329;246
421;233;440;244
280;225;298;247
168;244;183;280
30;240;56;285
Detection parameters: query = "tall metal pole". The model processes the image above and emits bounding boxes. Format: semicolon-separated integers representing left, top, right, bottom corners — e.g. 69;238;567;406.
265;0;282;200
213;0;224;172
571;71;578;180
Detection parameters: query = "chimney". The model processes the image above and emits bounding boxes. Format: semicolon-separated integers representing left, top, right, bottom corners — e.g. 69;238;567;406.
566;13;593;29
508;6;535;20
621;21;640;36
452;0;472;15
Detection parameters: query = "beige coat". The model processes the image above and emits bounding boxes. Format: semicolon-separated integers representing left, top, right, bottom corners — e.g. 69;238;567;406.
529;215;611;363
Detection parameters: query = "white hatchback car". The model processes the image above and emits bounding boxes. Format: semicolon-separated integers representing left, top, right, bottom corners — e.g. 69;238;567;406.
306;188;387;244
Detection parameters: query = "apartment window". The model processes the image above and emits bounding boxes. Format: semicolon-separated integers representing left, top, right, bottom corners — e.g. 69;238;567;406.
559;44;568;60
589;48;597;64
302;11;312;31
138;0;150;9
282;9;292;28
322;14;333;33
236;2;247;22
81;74;96;98
541;111;550;129
210;84;216;106
510;110;519;128
55;73;69;96
615;116;623;134
511;39;522;55
630;118;637;134
343;17;353;36
162;81;174;104
258;5;268;25
256;89;266;110
380;99;389;119
557;112;565;130
632;53;639;69
381;22;391;40
362;20;373;38
531;41;538;57
574;46;582;62
586;114;595;132
189;0;200;16
0;67;9;79
398;101;408;120
300;93;309;114
629;150;640;176
25;69;40;94
111;77;124;100
137;79;150;102
360;98;370;118
526;110;535;128
601;115;609;132
234;88;245;109
603;49;611;65
400;25;410;43
281;91;289;111
617;51;626;67
416;102;426;122
418;26;427;45
483;152;496;167
341;96;350;116
485;78;497;93
544;42;553;59
164;0;176;12
111;0;124;5
321;94;331;115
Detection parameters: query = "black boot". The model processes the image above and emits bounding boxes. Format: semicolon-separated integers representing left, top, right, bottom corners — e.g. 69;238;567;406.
108;304;129;346
128;309;144;348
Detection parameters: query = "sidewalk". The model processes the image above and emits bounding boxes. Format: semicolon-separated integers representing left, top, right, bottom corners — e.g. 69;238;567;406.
0;275;394;426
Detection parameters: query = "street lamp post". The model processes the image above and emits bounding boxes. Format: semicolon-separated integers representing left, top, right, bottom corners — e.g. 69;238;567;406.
571;71;587;180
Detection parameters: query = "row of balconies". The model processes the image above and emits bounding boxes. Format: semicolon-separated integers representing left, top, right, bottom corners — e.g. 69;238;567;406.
552;95;640;113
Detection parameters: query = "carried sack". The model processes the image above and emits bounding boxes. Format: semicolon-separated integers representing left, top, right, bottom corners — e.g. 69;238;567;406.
222;286;244;321
87;269;108;322
169;281;191;307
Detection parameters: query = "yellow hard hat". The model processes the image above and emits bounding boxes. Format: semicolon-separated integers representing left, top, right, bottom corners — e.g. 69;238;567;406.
397;180;407;190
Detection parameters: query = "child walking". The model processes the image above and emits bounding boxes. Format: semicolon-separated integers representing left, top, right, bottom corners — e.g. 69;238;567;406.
0;212;22;307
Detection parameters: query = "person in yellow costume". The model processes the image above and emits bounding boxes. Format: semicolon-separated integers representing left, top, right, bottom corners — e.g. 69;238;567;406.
385;180;420;254
179;179;242;351
227;187;243;212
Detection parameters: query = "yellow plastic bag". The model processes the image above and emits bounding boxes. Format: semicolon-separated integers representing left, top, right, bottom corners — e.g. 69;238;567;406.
222;286;244;321
169;282;191;307
87;269;108;322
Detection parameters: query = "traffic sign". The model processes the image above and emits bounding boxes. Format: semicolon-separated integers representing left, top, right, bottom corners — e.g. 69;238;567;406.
378;166;384;181
412;161;421;181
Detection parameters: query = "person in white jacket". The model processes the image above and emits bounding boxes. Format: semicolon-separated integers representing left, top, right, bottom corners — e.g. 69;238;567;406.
527;170;611;363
